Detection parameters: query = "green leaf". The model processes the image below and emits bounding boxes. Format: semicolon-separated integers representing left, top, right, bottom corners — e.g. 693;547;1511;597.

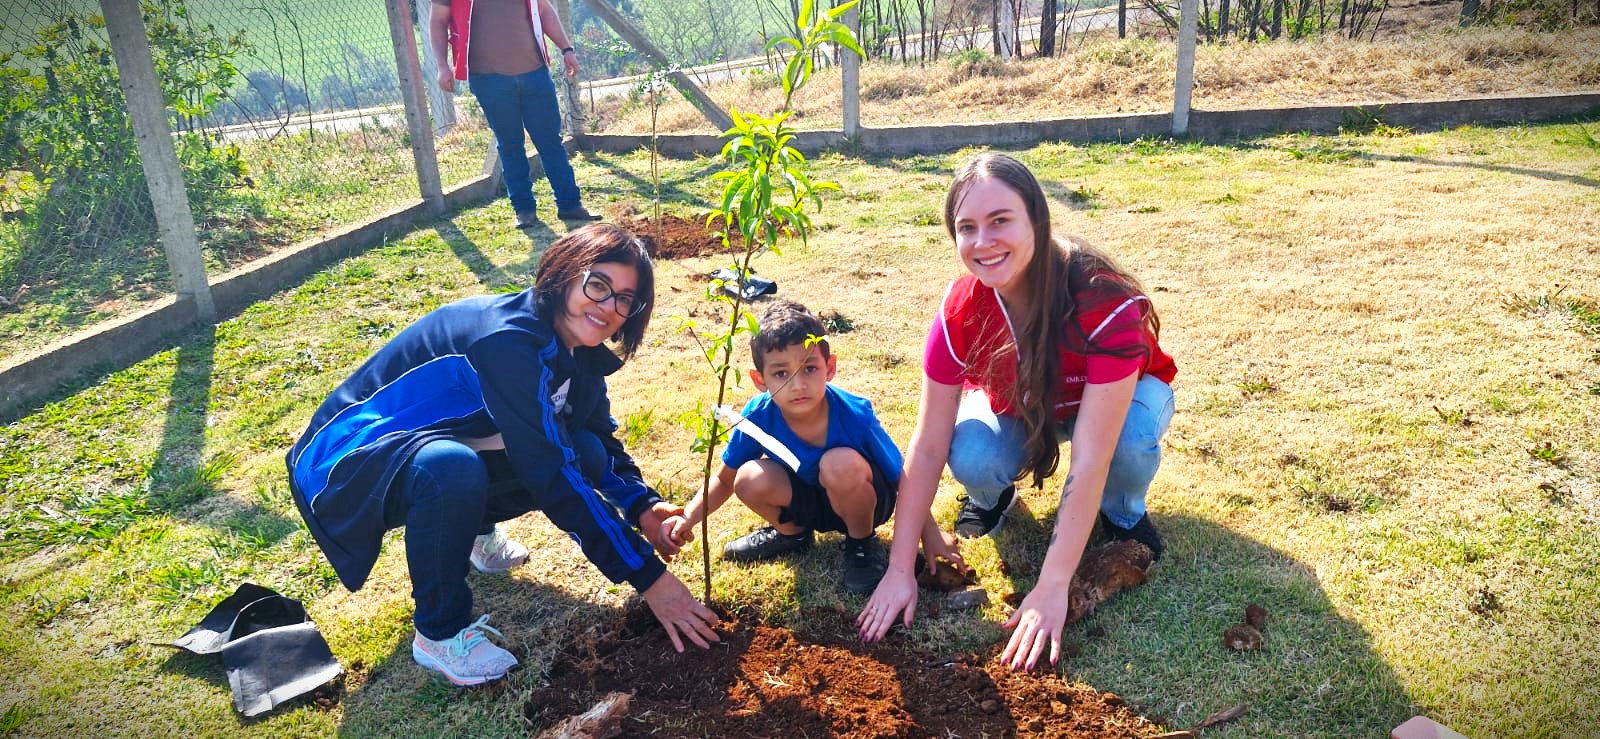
827;25;867;58
825;0;860;20
782;53;803;98
764;36;802;54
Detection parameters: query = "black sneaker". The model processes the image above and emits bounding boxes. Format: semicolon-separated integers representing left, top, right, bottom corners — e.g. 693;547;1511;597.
842;535;887;595
954;485;1017;539
1098;512;1164;561
723;526;813;562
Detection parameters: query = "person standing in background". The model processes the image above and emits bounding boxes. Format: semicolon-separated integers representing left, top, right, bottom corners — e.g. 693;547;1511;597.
430;0;603;227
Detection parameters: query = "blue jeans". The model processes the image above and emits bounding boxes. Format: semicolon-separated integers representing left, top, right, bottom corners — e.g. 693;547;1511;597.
946;375;1175;529
467;67;583;214
384;432;608;640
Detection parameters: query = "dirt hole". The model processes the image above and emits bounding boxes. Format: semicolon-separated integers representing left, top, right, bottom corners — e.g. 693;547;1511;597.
525;607;1162;738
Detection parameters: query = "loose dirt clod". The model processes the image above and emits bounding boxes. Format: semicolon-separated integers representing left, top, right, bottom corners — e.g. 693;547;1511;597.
1066;540;1155;625
1223;624;1265;651
914;555;975;592
525;608;1165;737
1222;623;1260;652
1245;603;1269;631
1196;703;1251;729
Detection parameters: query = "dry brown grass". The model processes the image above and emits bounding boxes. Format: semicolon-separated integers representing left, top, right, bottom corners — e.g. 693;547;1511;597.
592;22;1600;134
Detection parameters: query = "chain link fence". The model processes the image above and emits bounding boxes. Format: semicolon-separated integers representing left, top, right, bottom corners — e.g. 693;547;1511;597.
0;0;501;358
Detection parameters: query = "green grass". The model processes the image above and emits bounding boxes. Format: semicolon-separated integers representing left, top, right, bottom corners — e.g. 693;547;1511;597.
0;0;393;106
2;120;1600;736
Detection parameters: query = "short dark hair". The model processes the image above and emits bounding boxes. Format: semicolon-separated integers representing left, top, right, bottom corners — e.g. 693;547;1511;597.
534;223;655;360
750;299;830;372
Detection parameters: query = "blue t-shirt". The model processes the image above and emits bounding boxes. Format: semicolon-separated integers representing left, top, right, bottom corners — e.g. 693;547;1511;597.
722;384;903;487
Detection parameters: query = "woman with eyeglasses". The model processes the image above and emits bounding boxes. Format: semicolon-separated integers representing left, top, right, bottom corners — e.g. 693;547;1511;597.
286;223;719;687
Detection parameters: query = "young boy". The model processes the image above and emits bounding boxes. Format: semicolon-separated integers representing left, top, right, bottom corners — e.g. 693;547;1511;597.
666;300;901;594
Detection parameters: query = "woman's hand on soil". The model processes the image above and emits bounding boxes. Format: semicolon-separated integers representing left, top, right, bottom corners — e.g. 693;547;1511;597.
643;572;721;653
856;567;917;642
999;586;1071;671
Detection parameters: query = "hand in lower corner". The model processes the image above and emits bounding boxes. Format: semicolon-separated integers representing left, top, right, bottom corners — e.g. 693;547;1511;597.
642;572;721;653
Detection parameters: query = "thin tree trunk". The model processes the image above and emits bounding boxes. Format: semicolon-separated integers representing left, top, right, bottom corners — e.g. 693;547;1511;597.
1118;0;1127;36
1272;0;1283;37
1220;0;1231;38
992;0;1001;54
1040;0;1058;55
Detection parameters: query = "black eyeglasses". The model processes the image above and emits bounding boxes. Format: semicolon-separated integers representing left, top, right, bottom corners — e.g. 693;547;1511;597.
580;270;647;318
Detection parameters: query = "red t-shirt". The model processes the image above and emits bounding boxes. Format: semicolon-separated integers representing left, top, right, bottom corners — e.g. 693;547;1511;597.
923;275;1177;421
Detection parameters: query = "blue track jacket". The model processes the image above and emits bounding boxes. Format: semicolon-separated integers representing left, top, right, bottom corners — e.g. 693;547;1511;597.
285;288;667;593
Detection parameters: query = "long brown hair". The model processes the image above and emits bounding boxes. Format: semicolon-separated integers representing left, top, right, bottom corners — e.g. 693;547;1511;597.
944;153;1159;487
534;223;655;360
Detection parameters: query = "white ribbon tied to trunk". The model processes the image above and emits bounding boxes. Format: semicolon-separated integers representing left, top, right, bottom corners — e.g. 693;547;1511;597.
715;405;801;473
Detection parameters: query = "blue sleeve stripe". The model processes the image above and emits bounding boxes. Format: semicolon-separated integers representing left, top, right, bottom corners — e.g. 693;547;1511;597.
293;354;480;503
532;343;645;571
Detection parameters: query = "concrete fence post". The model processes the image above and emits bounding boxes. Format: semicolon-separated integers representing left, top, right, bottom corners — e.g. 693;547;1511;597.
842;2;861;139
100;0;215;322
1173;0;1200;135
387;0;445;213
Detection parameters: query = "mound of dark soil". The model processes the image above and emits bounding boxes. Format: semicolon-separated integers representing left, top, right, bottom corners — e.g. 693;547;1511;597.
526;541;1167;737
526;607;1161;738
614;208;740;261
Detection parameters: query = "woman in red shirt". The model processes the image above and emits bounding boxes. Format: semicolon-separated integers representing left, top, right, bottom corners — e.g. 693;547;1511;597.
857;153;1176;671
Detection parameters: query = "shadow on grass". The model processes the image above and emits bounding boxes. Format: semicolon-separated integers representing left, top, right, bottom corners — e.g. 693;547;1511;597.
582;150;724;206
988;508;1415;735
1350;151;1600;189
334;577;607;737
146;326;299;546
434;220;516;290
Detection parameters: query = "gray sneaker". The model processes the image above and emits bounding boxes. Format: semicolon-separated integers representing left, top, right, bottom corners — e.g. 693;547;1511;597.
470;525;529;574
411;614;518;686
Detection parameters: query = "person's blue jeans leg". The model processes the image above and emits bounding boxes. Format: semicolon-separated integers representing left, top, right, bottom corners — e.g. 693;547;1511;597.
385;440;489;641
516;67;584;213
477;429;609;530
949;377;1175;525
469;72;538;214
947;389;1029;510
1092;375;1176;529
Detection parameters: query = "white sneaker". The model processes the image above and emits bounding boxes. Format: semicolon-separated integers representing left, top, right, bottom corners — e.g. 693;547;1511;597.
470;525;529;574
411;614;519;686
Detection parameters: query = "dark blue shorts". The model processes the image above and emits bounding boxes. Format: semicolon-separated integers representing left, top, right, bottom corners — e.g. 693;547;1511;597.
774;453;898;534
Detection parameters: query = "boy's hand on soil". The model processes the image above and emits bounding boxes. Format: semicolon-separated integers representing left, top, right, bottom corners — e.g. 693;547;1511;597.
922;528;967;574
999;587;1070;672
665;516;696;548
856;568;917;642
643;572;721;653
640;502;687;559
